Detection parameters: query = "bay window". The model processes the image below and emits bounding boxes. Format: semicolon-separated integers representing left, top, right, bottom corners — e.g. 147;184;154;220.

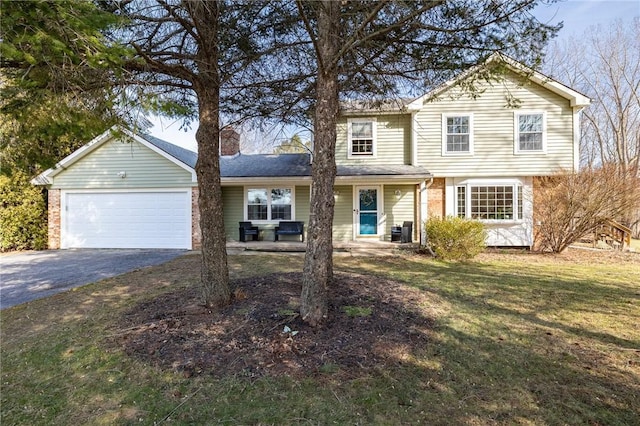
456;183;524;221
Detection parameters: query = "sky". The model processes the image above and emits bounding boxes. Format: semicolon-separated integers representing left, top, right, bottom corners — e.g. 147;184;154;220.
533;0;638;37
149;0;640;152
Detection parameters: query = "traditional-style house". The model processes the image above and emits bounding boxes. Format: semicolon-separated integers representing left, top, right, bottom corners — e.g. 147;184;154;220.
34;54;589;249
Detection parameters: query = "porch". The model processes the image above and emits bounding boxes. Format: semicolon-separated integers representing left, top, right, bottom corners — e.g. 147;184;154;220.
226;239;419;256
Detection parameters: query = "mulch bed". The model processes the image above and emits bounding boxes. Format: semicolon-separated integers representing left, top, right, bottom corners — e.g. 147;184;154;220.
114;272;436;379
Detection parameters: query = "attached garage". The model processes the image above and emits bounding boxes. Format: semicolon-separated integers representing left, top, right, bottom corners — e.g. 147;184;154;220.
62;191;192;249
33;129;199;250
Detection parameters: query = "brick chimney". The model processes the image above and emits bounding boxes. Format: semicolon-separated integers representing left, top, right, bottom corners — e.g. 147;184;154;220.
220;128;240;156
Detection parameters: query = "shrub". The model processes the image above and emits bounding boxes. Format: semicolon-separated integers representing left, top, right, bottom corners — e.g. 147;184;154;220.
534;166;640;252
0;172;48;252
425;216;486;260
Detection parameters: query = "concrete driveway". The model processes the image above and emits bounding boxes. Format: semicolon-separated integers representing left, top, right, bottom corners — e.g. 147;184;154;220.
0;249;187;310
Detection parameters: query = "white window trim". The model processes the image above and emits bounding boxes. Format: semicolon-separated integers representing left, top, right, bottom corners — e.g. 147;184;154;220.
442;113;474;156
453;180;524;223
244;186;295;223
353;185;383;238
347;117;377;159
514;111;547;154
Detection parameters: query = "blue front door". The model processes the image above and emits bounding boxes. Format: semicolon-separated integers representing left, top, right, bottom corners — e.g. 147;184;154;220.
357;188;378;235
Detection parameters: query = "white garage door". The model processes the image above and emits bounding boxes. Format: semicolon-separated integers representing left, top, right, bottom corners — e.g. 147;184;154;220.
63;191;191;249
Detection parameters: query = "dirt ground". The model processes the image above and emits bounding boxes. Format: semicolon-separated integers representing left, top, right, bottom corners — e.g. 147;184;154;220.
113;247;639;380
114;271;435;379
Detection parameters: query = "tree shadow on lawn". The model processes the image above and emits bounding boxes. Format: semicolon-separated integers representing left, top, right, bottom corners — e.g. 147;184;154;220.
341;254;640;350
326;255;640;423
415;323;640;425
112;271;438;380
108;255;640;424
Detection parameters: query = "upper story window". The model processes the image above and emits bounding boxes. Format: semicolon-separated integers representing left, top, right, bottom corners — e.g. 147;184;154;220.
442;113;473;155
348;118;377;158
246;187;293;221
515;112;546;153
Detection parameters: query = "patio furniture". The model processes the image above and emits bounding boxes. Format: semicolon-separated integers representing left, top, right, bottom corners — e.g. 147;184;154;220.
391;221;413;243
274;221;304;242
239;221;259;242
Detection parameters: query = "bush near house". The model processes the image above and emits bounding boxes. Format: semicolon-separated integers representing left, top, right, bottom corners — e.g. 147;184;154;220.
0;172;47;252
425;216;486;260
534;166;640;253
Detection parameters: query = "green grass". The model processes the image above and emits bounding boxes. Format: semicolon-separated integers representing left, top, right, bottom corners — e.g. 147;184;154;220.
342;305;373;317
2;251;639;425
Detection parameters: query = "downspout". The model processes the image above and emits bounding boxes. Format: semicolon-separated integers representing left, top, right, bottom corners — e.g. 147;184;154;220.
411;111;418;166
412;110;426;243
572;106;581;171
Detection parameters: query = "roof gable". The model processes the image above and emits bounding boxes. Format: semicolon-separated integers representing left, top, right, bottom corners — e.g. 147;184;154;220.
407;53;590;110
32;130;431;185
339;53;590;115
33;127;196;185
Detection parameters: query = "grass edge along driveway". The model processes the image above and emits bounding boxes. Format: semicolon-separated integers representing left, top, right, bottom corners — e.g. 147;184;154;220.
1;250;639;425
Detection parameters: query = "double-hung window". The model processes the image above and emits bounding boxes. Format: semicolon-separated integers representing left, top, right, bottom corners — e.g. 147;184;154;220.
246;188;293;221
515;112;546;153
348;118;377;157
443;114;473;155
456;183;524;221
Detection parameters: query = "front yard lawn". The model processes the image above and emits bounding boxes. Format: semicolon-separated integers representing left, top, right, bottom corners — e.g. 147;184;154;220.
1;249;638;425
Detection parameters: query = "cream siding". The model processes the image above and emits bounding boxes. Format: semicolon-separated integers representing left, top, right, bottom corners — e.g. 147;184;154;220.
336;114;412;165
294;185;311;228
383;185;415;241
414;71;575;176
224;183;418;243
51;139;193;189
223;186;244;240
332;185;353;241
223;184;310;242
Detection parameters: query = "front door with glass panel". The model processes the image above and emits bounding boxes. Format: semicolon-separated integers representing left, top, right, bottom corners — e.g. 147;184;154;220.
355;187;379;236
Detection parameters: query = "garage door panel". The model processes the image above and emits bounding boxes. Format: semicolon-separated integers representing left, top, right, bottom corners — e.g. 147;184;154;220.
63;192;191;249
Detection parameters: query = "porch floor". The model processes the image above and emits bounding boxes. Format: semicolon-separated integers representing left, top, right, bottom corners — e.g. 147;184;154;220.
226;240;419;256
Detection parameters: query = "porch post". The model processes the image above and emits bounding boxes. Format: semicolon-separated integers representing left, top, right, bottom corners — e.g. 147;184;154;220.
419;180;429;245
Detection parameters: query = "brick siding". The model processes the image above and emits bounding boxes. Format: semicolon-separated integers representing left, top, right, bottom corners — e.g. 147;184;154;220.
191;187;202;249
47;189;61;249
220;128;240;156
427;178;446;218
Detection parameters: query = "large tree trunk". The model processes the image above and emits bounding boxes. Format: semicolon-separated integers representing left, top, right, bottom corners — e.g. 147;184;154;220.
189;0;231;307
195;99;230;307
300;0;340;326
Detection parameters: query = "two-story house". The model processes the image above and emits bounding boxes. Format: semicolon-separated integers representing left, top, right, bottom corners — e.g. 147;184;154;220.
35;54;589;249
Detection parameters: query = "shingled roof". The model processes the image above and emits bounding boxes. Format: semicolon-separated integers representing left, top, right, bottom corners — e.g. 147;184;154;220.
140;133;198;169
220;153;312;177
143;135;431;179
